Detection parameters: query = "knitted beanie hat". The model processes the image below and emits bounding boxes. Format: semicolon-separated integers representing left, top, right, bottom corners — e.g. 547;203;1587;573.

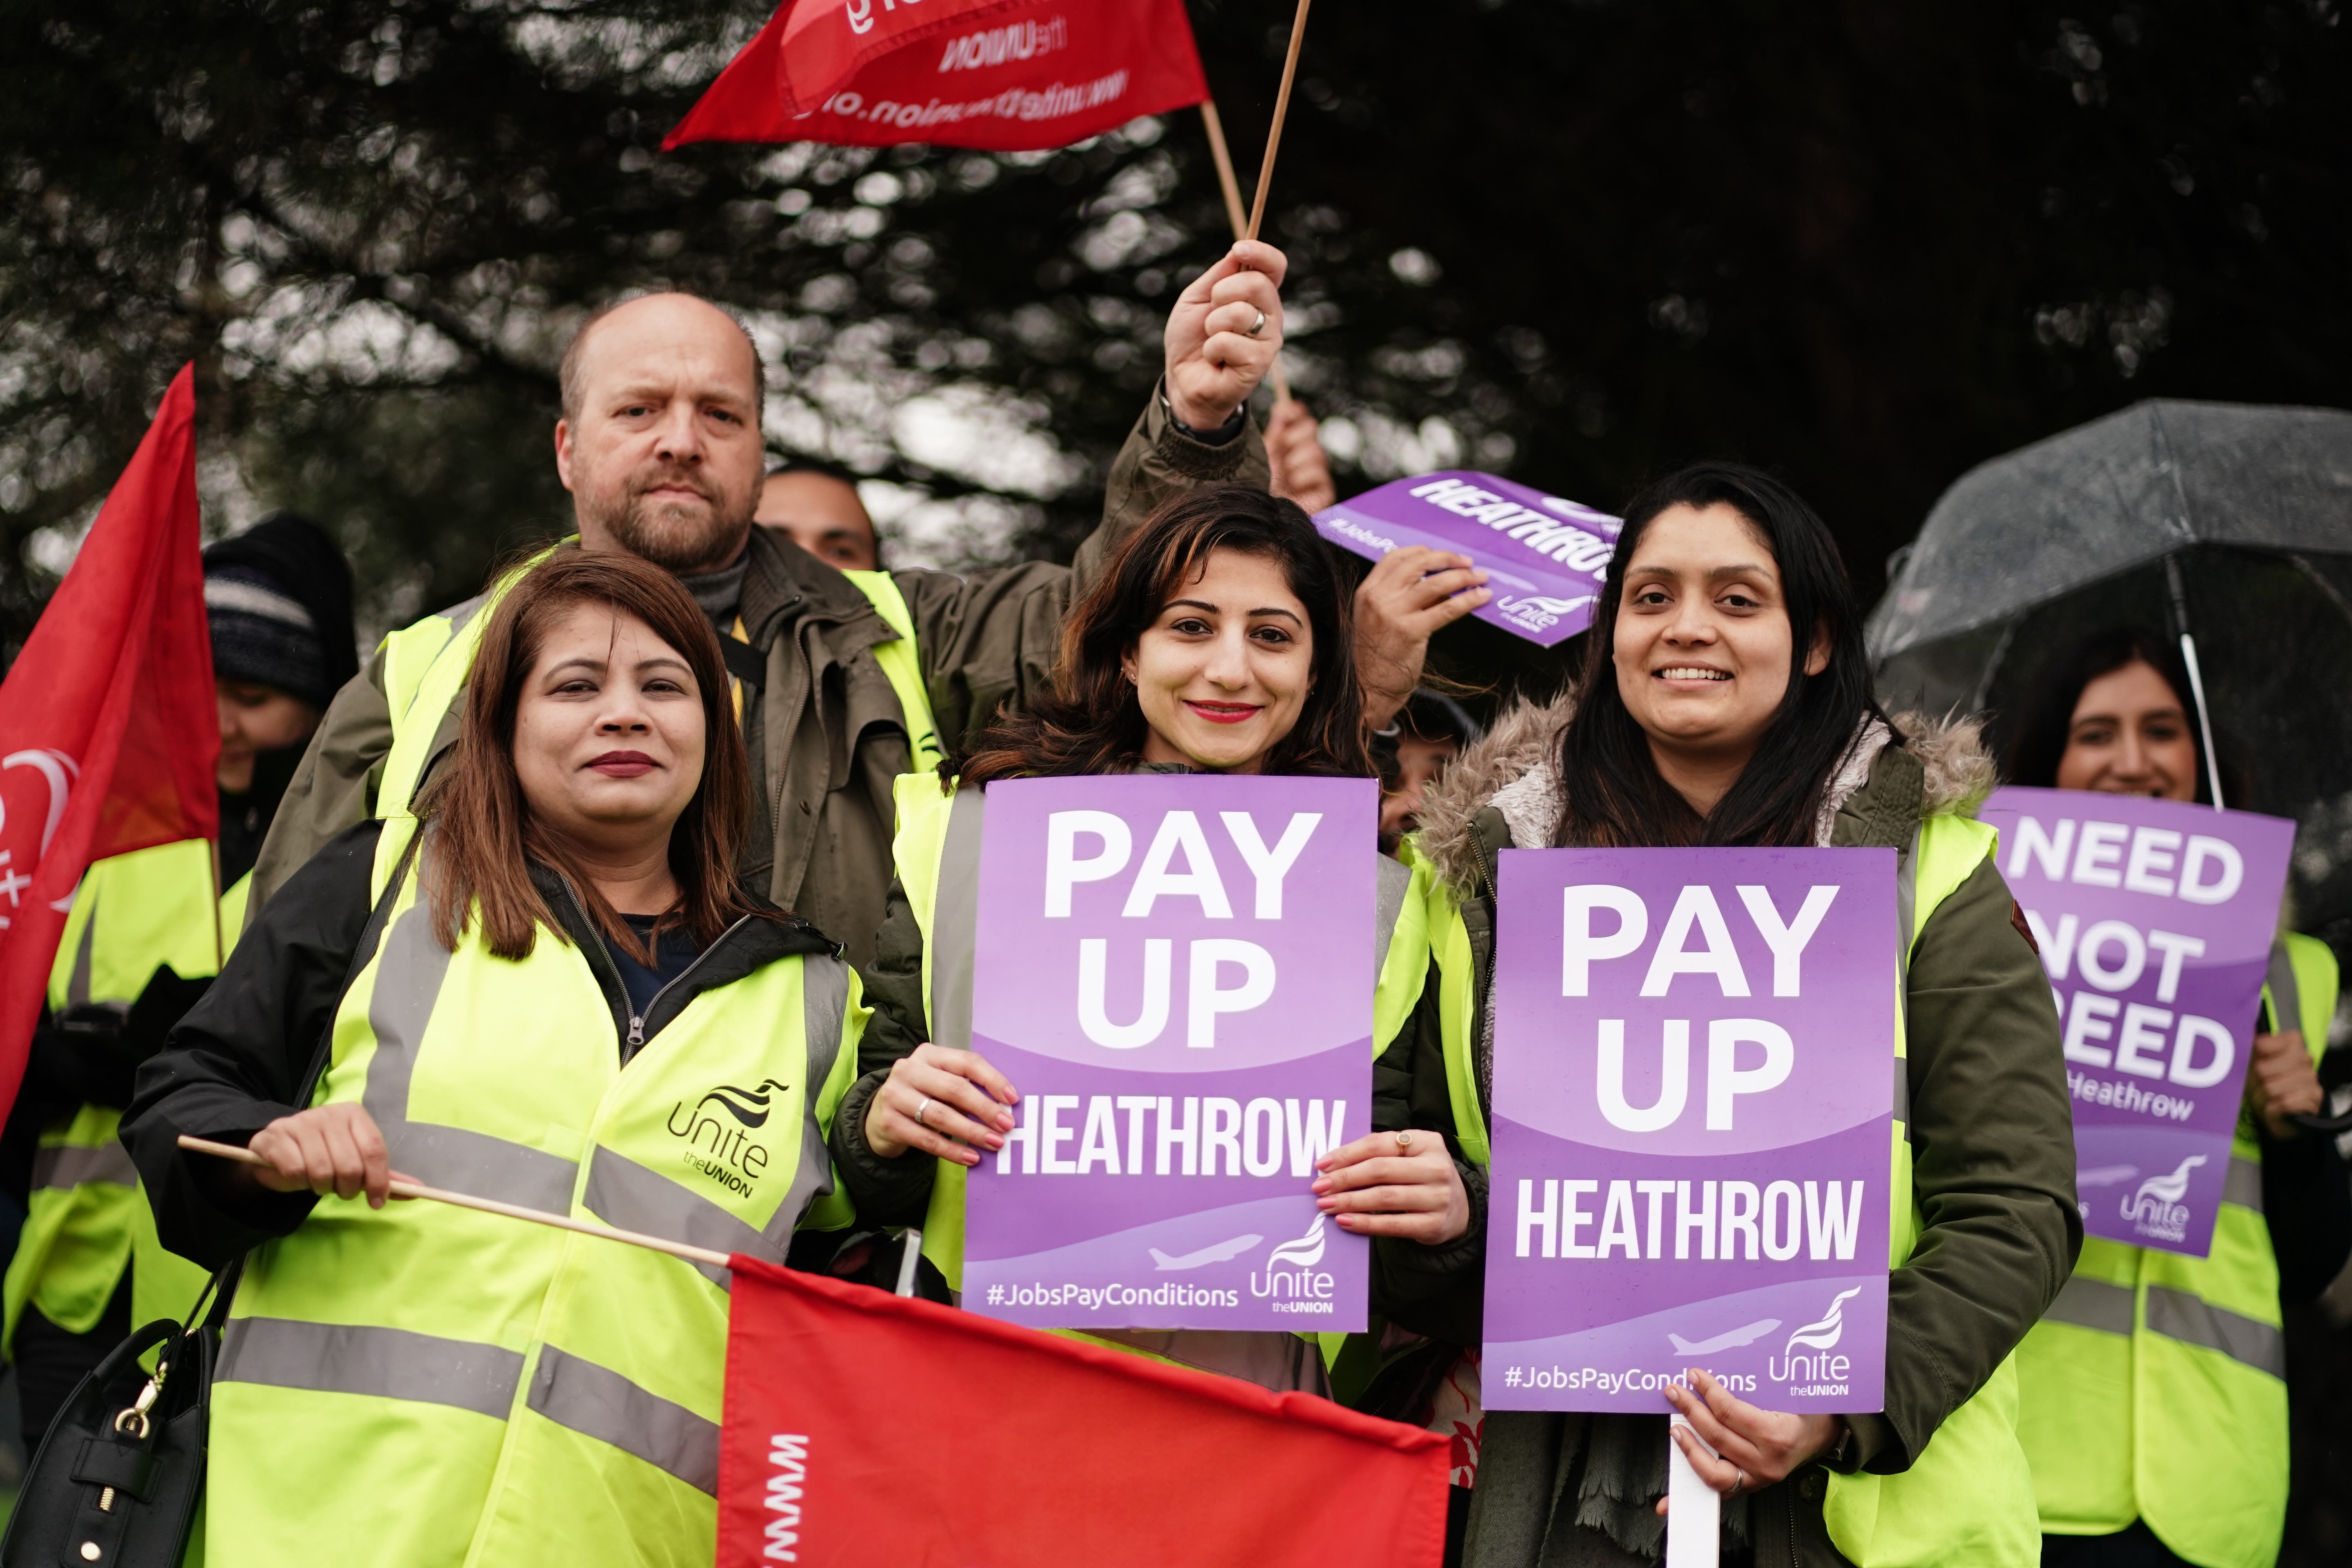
203;512;358;710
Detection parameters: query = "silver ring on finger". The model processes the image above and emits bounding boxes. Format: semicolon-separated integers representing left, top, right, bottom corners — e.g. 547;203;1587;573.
1725;1466;1748;1497
1246;308;1268;338
914;1097;933;1130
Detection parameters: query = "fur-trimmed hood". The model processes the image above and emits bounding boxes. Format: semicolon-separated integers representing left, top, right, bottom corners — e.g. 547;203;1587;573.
1413;688;1999;894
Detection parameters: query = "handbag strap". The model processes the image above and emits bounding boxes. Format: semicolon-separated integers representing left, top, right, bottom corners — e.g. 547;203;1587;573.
184;828;426;1333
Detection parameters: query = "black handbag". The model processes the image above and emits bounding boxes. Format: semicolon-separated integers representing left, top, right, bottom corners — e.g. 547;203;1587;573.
1;834;419;1568
0;1287;224;1568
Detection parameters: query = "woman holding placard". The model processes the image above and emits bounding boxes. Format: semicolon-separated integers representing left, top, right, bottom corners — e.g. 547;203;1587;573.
831;484;1478;1399
120;552;865;1568
2007;626;2348;1568
1405;462;2078;1568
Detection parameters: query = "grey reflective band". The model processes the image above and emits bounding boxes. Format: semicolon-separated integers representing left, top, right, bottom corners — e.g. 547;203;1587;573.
929;786;987;1052
65;894;98;1010
395;596;488;726
362;892;583;1213
584;1147;782;1289
218;1317;524;1419
777;954;852;1240
1375;855;1411;972
2264;939;2301;1038
2224;1154;2264;1214
30;1140;136;1191
1888;829;1922;1141
2145;1285;2286;1378
528;1346;719;1497
2042;1274;2135;1337
1894;826;1922;1011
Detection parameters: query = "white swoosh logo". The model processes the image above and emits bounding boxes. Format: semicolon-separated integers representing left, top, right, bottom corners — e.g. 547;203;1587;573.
1667;1319;1781;1356
1148;1234;1262;1271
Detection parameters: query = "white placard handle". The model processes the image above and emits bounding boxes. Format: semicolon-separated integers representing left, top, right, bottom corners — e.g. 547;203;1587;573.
1665;1416;1721;1568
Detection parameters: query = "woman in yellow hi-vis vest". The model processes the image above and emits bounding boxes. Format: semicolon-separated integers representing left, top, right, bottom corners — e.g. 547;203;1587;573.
123;552;864;1568
2;512;355;1457
2007;627;2349;1568
1402;462;2080;1568
830;485;1469;1400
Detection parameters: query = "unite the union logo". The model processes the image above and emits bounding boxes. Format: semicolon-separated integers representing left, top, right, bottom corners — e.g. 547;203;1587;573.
2120;1154;2205;1243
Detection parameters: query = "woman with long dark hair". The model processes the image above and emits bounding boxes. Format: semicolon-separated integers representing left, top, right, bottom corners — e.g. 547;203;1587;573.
1406;462;2078;1568
831;483;1477;1398
121;550;865;1568
2005;627;2348;1568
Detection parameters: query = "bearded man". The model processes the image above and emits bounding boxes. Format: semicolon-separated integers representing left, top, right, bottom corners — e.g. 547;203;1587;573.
245;240;1484;967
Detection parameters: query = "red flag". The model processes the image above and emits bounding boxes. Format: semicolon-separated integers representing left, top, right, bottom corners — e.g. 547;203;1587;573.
719;1255;1451;1566
666;0;1209;152
0;365;216;1111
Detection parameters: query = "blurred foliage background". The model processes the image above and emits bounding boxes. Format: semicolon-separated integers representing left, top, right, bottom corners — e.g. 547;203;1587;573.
5;0;2352;653
5;2;2352;1553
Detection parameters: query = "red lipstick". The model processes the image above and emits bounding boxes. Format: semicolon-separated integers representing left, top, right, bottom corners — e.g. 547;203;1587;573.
588;750;657;777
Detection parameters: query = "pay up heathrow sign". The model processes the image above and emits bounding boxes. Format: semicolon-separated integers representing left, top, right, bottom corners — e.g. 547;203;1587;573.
964;775;1376;1331
1485;848;1895;1413
1980;788;2295;1258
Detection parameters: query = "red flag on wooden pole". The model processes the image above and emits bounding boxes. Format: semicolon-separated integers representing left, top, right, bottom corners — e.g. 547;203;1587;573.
665;0;1209;152
718;1254;1452;1566
0;365;216;1115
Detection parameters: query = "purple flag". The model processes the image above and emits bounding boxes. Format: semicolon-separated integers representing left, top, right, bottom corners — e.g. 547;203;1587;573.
1312;471;1622;648
1980;788;2295;1258
963;775;1377;1331
1484;848;1896;1414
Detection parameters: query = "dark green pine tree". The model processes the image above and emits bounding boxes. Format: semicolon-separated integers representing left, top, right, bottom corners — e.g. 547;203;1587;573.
3;0;2350;680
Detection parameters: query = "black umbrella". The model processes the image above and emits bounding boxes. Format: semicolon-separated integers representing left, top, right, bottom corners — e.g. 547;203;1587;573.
1867;398;2352;936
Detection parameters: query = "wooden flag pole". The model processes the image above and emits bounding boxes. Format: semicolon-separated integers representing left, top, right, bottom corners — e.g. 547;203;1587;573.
177;1134;731;1270
1198;100;1250;241
1246;0;1314;244
1199;100;1292;405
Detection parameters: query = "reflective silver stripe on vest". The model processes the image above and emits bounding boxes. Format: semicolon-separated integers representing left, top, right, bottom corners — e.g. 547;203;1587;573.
2042;1274;2135;1336
217;1317;524;1419
584;1148;779;1289
929;787;987;1051
2224;1154;2264;1214
1375;855;1410;972
2145;1284;2287;1378
65;893;99;1009
776;953;852;1240
394;598;488;726
2264;938;2301;1037
30;1140;137;1191
1892;827;1920;1136
528;1346;719;1497
361;896;582;1212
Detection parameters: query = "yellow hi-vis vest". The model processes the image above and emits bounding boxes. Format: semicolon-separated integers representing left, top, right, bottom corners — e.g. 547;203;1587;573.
203;849;865;1568
3;840;225;1354
2016;929;2337;1568
887;773;1433;1316
1419;812;2042;1568
366;548;942;897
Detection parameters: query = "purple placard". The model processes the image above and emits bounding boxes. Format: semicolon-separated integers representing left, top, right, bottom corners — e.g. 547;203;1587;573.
1484;848;1896;1413
1312;471;1622;648
1979;788;2296;1258
963;775;1376;1331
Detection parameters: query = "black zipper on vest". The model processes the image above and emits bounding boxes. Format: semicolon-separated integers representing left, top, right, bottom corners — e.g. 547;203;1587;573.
628;915;755;1048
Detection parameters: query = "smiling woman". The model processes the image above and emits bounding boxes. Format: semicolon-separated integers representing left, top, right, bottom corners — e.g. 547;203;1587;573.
832;484;1478;1406
425;550;737;966
1403;461;2079;1568
120;549;871;1567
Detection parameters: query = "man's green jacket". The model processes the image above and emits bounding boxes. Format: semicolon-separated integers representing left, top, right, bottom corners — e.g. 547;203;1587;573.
245;395;1267;967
